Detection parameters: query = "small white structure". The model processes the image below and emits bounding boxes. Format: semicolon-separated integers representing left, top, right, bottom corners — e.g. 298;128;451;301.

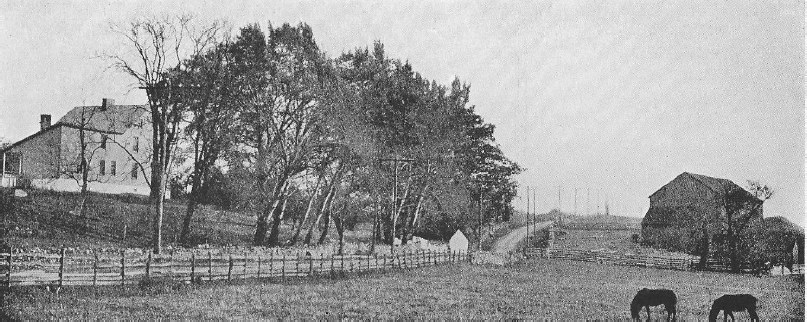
449;230;469;253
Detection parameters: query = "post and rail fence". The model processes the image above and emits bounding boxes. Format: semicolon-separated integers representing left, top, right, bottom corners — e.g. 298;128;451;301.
0;248;469;288
525;247;806;275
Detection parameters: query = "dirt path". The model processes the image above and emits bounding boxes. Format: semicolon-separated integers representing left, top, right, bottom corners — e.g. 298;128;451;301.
492;221;553;254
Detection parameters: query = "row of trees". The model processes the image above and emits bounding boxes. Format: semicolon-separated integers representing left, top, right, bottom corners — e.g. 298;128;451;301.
108;16;521;253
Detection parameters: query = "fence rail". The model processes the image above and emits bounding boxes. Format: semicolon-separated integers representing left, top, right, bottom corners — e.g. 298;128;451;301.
526;247;696;271
526;247;806;275
0;249;470;288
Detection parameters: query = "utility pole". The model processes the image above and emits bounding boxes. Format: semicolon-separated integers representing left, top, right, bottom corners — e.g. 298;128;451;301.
573;188;578;216
557;186;562;212
533;188;537;225
596;188;600;215
586;188;590;216
378;157;415;254
526;186;530;247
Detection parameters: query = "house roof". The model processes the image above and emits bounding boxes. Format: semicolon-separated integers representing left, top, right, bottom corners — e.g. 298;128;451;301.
58;104;147;134
1;104;148;154
650;172;761;202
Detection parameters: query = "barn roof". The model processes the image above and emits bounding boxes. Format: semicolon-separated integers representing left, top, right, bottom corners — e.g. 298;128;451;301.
58;104;147;134
650;172;761;201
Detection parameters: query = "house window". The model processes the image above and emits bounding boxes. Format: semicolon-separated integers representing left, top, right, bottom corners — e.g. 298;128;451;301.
131;164;138;179
101;135;108;149
110;161;116;176
99;160;106;176
133;137;139;152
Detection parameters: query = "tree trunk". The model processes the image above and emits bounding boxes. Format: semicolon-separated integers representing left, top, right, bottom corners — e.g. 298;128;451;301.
264;180;289;247
393;177;412;243
698;228;709;269
403;185;428;242
304;185;335;245
287;175;323;246
334;215;345;255
317;209;331;245
152;169;166;254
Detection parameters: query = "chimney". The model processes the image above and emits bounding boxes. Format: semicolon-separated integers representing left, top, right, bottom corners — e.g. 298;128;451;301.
101;98;115;111
40;114;51;131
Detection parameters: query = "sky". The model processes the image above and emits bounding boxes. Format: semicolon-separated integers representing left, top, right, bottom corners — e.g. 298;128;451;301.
1;0;804;225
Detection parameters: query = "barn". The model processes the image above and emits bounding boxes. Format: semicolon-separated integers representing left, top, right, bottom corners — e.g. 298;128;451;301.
641;172;763;255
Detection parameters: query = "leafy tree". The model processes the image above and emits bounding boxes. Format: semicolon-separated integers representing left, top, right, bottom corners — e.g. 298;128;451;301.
228;23;332;246
175;38;240;245
107;14;225;253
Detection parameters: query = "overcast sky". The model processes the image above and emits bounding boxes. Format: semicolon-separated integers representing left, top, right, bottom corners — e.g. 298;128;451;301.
1;0;804;225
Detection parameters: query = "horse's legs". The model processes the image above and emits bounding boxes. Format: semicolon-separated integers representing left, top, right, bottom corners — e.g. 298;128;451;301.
748;308;759;322
727;311;735;321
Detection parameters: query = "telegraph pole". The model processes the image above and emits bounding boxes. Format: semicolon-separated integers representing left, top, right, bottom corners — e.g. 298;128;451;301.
526;186;530;247
378;157;415;254
573;188;578;216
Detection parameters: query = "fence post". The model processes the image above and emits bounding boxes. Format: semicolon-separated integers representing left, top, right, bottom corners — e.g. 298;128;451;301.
6;248;12;288
146;251;152;279
374;254;378;272
295;255;300;277
243;251;247;278
268;252;273;279
319;253;324;274
340;254;345;275
191;252;196;283
120;250;125;286
308;254;313;278
257;255;262;279
92;251;98;288
228;255;233;281
330;254;334;278
207;251;212;282
281;254;286;280
58;248;66;289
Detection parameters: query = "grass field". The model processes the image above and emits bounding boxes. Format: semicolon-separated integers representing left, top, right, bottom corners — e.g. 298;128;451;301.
4;259;802;319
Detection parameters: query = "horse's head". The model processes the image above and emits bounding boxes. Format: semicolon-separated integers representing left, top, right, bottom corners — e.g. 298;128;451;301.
629;297;642;319
630;306;640;319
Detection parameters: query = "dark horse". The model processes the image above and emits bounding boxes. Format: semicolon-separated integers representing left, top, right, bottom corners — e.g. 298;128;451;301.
708;294;759;322
630;288;677;321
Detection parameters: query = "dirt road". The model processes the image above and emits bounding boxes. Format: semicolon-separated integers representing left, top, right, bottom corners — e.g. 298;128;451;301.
492;221;553;254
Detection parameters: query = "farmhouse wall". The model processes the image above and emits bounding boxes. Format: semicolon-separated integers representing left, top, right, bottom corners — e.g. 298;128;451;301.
52;125;151;196
5;126;63;179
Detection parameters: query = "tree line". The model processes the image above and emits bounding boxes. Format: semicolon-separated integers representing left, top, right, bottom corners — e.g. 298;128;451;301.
107;16;521;253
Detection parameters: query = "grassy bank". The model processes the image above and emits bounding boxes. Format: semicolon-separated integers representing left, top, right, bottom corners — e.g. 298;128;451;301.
1;188;377;250
4;259;802;319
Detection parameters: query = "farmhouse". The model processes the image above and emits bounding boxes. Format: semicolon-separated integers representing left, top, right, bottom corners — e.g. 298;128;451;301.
641;172;762;253
1;99;154;197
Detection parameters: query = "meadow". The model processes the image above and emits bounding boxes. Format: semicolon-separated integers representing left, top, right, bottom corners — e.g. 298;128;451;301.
4;258;802;319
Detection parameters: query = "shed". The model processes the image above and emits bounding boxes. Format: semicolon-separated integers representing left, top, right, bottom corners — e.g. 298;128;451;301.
449;230;469;252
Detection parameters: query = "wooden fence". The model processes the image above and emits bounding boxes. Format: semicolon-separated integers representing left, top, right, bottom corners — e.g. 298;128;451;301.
525;248;694;271
0;249;470;288
526;247;807;275
557;222;639;231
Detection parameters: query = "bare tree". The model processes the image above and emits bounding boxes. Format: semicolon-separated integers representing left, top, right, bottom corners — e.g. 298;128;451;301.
106;14;225;253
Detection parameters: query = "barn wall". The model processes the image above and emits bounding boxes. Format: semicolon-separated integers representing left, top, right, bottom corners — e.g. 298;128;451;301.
642;174;724;253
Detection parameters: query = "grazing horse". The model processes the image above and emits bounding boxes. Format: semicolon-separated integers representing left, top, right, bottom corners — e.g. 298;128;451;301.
630;288;677;321
708;294;759;322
